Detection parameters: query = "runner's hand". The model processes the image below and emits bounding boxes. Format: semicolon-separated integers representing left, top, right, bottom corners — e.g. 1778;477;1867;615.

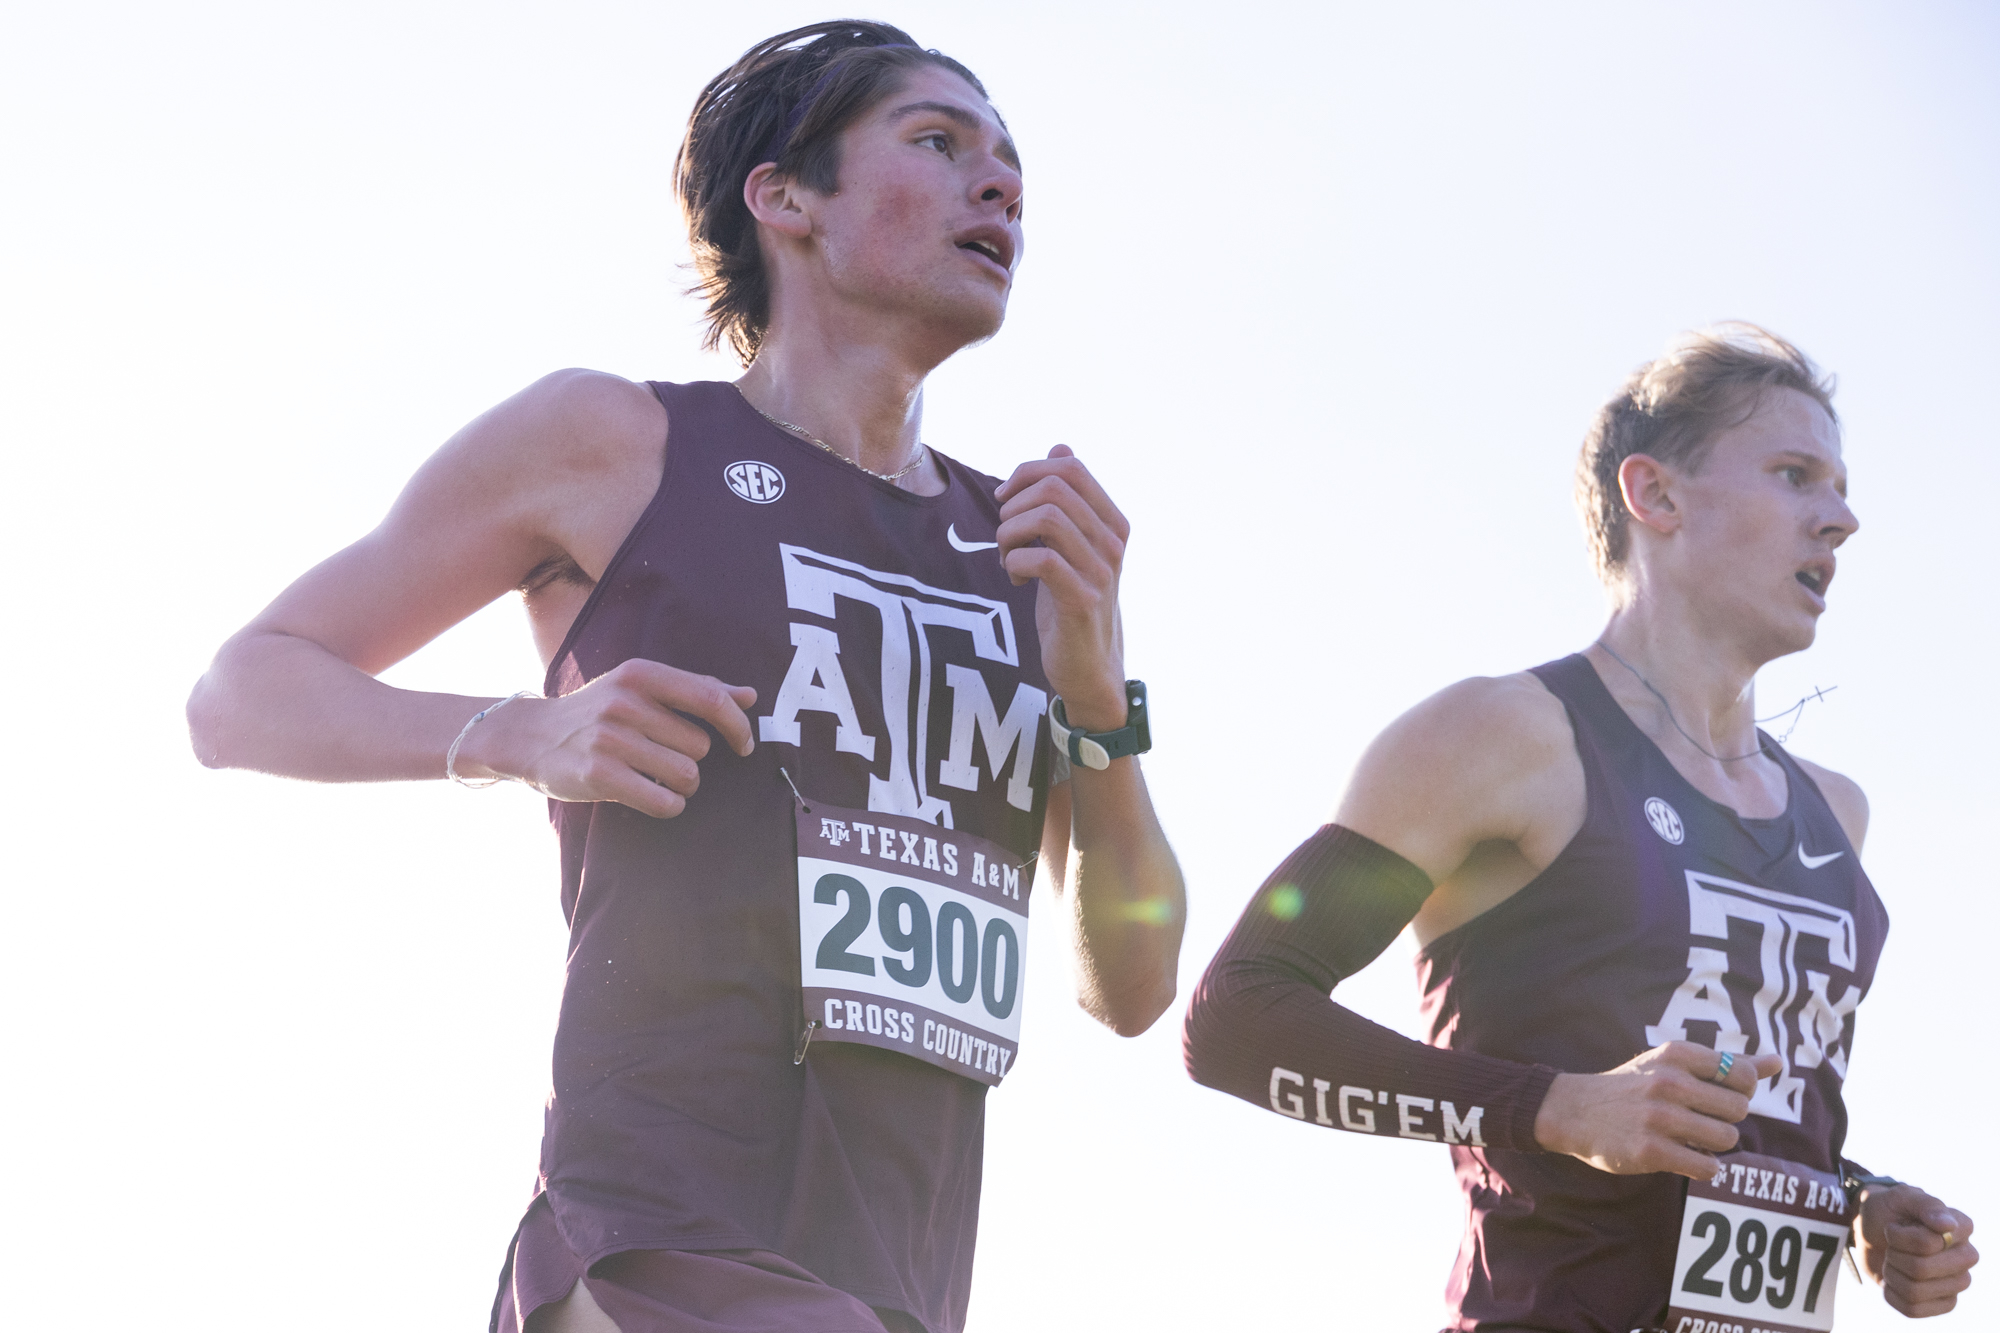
994;446;1128;731
1856;1184;1977;1316
1533;1042;1785;1180
456;658;756;818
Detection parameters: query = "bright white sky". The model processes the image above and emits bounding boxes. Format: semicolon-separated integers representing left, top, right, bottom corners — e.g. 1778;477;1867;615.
5;2;1997;1329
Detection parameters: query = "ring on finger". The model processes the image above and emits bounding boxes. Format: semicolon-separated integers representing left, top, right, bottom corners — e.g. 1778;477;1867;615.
1710;1051;1735;1083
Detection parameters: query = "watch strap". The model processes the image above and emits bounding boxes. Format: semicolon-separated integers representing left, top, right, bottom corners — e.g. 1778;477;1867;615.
1841;1164;1903;1207
1049;680;1150;771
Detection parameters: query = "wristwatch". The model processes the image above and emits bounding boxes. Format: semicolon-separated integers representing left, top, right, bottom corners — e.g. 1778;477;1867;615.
1049;680;1151;770
1841;1164;1903;1209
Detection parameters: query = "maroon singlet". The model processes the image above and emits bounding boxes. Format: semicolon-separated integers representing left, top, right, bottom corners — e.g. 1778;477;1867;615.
1419;655;1889;1330
498;381;1057;1332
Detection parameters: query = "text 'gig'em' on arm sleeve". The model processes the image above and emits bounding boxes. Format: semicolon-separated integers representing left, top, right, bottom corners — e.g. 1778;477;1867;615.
1182;824;1559;1150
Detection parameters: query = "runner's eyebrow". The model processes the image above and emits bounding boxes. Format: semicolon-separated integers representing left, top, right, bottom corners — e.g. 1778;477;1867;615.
1774;449;1842;473
889;101;1021;171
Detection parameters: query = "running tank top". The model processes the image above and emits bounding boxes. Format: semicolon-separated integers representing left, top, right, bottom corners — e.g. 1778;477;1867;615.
534;381;1056;1332
1414;653;1889;1332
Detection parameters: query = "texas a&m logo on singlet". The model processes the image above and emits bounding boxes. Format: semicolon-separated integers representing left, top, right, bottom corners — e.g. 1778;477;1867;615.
1646;870;1863;1124
756;543;1046;826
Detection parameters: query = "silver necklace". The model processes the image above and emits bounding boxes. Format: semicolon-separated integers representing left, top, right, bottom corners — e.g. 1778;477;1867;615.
1594;640;1770;764
736;386;929;483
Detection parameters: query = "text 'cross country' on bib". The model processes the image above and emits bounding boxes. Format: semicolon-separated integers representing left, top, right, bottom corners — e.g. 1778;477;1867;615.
795;799;1031;1087
1666;1150;1850;1333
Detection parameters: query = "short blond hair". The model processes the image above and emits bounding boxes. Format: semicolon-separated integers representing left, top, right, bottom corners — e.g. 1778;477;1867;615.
1576;323;1837;581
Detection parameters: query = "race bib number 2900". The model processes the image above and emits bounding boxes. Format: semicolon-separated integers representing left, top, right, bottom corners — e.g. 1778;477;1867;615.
796;800;1031;1087
1666;1151;1851;1333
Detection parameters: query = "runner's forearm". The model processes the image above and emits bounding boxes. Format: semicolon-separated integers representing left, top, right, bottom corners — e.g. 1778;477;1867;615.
188;629;500;781
1061;760;1185;1035
1184;824;1557;1150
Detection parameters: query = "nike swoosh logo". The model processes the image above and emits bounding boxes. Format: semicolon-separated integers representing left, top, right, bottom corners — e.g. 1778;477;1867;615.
947;523;998;553
1798;845;1845;870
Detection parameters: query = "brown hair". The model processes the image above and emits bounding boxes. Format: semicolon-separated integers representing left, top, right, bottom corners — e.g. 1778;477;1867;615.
1576;322;1838;581
675;21;991;365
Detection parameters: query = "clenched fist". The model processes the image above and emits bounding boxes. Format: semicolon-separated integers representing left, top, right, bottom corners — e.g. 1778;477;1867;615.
456;658;756;819
1534;1042;1786;1180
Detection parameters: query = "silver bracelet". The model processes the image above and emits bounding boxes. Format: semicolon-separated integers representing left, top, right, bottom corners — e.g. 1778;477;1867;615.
445;691;537;788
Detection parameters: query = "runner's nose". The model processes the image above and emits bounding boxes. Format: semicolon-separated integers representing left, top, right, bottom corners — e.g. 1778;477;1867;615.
973;159;1023;222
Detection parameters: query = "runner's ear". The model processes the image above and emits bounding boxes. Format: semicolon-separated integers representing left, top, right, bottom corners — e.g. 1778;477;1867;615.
1616;453;1681;538
744;162;814;240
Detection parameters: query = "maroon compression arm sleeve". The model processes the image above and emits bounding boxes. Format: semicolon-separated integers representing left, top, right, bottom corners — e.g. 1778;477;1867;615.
1183;824;1558;1151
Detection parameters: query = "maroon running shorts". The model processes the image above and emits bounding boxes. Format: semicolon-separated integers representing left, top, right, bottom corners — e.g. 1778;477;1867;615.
494;1193;925;1333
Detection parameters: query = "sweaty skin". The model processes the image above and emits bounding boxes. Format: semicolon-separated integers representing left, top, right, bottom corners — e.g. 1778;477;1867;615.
1327;388;1975;1312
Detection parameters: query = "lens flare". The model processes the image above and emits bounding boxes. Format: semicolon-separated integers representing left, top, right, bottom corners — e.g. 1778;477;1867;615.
1117;898;1174;925
1267;883;1303;921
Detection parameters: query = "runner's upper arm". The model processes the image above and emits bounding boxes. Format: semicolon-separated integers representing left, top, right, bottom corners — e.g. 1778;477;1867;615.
235;369;664;675
1794;757;1870;855
1332;673;1582;885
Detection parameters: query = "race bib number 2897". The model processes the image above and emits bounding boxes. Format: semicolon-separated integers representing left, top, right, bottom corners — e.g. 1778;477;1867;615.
796;800;1031;1087
1666;1151;1851;1333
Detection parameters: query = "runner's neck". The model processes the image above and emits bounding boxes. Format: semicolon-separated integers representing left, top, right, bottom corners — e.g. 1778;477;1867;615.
1592;608;1765;751
738;313;946;495
1586;618;1790;816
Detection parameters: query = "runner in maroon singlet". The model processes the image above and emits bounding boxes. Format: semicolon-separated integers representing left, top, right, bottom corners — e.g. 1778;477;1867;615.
187;23;1184;1333
1184;326;1978;1330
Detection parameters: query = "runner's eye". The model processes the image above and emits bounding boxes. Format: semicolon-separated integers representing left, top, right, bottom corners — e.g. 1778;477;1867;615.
918;132;952;155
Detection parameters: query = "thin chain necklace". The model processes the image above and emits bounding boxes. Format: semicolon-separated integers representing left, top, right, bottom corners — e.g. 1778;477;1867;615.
736;385;929;483
1594;640;1769;764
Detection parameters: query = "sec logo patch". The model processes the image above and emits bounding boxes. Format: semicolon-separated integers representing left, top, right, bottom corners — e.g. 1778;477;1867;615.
1644;797;1685;845
725;460;786;504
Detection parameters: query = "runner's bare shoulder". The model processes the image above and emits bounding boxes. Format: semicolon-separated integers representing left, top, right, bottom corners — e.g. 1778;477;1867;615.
507;369;664;479
1338;672;1581;878
1788;755;1870;854
437;369;663;519
387;368;668;586
1355;672;1576;795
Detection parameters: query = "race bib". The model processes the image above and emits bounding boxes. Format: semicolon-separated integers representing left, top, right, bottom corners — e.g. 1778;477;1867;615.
795;799;1032;1087
1666;1151;1851;1333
